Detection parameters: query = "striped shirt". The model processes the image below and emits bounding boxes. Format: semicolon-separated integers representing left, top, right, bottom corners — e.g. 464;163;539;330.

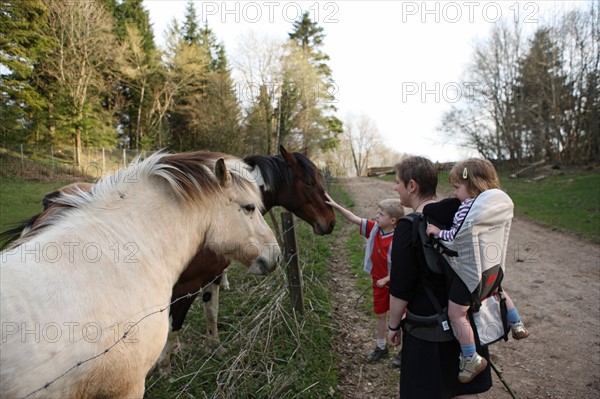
438;197;475;242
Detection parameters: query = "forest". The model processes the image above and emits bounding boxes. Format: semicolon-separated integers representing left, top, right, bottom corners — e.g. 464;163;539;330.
1;0;598;173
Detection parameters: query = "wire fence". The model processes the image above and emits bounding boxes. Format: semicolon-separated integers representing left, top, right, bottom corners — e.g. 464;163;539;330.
1;145;145;181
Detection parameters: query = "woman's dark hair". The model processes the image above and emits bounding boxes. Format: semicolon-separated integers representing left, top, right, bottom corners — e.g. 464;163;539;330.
394;156;438;198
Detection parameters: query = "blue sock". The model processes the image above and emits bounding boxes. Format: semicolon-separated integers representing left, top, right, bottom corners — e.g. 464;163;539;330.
507;308;521;324
460;344;476;358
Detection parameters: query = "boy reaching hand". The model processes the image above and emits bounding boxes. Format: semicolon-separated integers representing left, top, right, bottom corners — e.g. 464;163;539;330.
325;192;404;364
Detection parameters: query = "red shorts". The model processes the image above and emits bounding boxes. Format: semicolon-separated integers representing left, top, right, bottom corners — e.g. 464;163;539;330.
373;284;390;314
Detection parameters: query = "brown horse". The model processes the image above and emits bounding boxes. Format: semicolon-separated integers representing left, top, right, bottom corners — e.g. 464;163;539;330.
0;182;94;249
157;145;336;373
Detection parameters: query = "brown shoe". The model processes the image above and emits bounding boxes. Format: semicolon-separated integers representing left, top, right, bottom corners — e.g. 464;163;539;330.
458;353;488;383
511;321;530;340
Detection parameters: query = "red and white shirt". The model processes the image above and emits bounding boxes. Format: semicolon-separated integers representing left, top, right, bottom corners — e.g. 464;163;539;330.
360;219;394;281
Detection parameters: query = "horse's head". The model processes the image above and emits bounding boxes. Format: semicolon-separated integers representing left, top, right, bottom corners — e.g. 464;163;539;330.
208;157;281;276
279;146;336;235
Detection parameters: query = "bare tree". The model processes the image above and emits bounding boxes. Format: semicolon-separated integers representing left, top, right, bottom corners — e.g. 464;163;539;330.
39;0;116;165
440;3;599;165
371;146;406;168
555;4;600;163
233;31;285;154
440;21;527;163
343;112;381;176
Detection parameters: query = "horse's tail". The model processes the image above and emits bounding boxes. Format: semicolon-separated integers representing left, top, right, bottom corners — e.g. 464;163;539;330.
0;214;39;250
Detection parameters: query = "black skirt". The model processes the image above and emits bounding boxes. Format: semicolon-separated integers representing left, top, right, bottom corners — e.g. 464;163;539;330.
399;332;492;399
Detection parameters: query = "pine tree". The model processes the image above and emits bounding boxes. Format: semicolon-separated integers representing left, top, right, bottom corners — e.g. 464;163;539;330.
289;11;332;77
110;0;160;149
167;1;241;153
277;12;341;154
182;0;201;45
0;0;50;144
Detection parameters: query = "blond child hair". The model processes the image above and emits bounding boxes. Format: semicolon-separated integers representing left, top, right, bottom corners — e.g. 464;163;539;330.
378;198;404;221
448;158;500;197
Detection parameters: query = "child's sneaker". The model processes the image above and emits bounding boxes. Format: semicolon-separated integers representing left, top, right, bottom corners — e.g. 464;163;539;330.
366;346;388;363
510;321;529;340
458;353;488;383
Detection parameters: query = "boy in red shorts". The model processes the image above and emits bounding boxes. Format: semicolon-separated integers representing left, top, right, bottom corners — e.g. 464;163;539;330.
325;193;404;363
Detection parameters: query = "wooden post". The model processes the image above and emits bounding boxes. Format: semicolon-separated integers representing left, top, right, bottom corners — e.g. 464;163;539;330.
281;212;304;314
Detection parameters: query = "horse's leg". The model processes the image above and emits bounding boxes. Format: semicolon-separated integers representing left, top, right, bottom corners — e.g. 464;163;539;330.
154;327;179;377
119;378;146;399
203;282;226;356
221;270;230;290
154;294;198;376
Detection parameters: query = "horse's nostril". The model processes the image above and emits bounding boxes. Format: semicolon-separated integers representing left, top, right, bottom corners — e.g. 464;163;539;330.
329;220;336;229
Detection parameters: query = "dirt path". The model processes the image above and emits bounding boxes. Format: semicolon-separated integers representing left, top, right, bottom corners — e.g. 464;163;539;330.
331;177;600;399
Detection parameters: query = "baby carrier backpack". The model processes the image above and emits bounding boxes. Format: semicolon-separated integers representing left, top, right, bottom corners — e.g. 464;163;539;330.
403;189;514;345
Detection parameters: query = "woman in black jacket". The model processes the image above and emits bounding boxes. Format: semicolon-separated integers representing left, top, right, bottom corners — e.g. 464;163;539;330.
387;156;492;399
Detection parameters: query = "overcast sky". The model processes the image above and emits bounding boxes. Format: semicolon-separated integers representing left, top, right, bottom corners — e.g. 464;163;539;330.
145;0;586;162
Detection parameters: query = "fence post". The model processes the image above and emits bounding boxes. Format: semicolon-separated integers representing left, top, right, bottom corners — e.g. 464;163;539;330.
281;212;304;314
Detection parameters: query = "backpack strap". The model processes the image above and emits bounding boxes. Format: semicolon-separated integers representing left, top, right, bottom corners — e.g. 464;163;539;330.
471;265;505;311
401;212;421;250
402;212;455;308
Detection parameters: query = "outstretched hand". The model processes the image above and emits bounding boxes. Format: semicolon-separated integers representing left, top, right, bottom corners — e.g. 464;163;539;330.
324;192;361;226
324;192;339;208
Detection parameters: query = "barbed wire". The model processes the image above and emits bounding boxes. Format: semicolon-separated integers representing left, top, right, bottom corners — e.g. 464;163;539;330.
21;221;298;398
22;267;228;398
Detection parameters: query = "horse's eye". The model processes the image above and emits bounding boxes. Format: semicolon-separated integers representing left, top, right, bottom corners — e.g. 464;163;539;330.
242;204;256;214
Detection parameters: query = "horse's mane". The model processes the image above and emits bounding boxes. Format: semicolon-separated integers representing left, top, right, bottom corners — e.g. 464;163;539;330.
0;216;39;250
0;185;85;250
2;152;262;249
244;152;320;193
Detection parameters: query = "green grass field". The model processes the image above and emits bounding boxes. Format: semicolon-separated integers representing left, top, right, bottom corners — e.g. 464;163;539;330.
500;171;599;242
0;178;77;246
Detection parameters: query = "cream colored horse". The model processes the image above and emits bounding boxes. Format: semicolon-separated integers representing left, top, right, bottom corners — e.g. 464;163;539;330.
0;151;280;398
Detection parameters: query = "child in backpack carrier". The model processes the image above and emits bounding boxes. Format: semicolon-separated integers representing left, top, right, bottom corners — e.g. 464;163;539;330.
426;158;529;383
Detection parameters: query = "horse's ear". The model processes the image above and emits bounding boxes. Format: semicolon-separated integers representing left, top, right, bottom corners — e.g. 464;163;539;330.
279;145;297;167
215;158;231;188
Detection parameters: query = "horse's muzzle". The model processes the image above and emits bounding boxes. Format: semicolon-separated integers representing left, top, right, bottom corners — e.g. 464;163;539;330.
248;247;280;276
313;219;335;235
